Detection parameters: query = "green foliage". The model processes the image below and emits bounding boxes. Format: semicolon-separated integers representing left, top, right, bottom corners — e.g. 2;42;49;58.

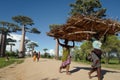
79;41;92;60
102;35;120;64
72;41;92;61
30;28;41;34
72;46;81;61
0;21;20;33
69;0;106;18
6;51;18;57
0;57;24;68
12;15;34;26
49;24;63;30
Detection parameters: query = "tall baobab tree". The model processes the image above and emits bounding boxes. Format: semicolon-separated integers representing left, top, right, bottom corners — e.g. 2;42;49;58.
12;15;40;58
0;21;20;57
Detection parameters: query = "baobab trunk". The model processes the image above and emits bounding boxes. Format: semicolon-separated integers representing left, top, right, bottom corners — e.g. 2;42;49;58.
55;39;59;60
19;25;25;58
0;32;7;57
0;34;2;57
10;45;12;52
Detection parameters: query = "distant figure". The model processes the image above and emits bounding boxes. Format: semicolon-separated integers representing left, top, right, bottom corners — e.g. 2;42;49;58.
5;54;9;61
88;34;102;80
37;51;40;62
57;39;74;75
33;51;37;62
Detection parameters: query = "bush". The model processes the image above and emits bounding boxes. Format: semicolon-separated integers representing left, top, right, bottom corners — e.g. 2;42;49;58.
6;51;18;57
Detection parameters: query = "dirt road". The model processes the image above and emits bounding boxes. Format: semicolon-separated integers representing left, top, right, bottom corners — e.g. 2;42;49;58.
0;58;120;80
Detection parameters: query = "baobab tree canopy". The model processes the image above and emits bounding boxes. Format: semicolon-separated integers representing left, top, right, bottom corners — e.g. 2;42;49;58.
47;14;120;41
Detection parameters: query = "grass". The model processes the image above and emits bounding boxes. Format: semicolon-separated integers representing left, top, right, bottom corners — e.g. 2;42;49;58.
101;58;120;70
0;57;24;68
73;59;120;70
102;64;120;70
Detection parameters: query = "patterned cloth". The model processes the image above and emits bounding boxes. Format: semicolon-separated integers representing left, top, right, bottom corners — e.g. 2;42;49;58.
62;47;70;62
61;55;71;68
91;52;101;68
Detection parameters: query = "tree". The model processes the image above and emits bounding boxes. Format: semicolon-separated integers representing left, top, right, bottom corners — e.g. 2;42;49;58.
43;48;48;53
6;38;16;52
80;41;93;60
72;46;81;61
0;21;20;57
102;35;120;64
69;0;106;18
12;15;40;58
27;41;39;56
43;48;49;58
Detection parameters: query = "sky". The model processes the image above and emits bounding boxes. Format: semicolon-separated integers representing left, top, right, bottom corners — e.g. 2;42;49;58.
0;0;120;55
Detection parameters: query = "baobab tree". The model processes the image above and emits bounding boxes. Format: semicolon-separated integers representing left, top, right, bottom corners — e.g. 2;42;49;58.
0;21;20;57
12;15;40;58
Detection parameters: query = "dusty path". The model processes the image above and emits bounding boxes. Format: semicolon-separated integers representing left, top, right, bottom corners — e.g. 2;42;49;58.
0;58;120;80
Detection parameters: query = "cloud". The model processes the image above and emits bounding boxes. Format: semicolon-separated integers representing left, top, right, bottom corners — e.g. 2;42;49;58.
47;49;62;56
48;49;55;55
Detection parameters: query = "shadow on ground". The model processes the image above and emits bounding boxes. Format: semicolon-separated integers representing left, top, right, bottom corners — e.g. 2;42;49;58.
70;66;120;80
41;78;59;80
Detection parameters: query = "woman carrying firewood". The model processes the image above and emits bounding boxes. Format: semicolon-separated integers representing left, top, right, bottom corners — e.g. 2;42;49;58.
57;39;74;75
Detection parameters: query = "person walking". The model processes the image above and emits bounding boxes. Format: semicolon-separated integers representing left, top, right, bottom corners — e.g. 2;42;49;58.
33;51;37;62
37;51;40;62
57;39;74;75
88;34;102;80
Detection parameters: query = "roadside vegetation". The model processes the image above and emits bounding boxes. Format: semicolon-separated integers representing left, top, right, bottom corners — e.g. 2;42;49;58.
0;57;24;68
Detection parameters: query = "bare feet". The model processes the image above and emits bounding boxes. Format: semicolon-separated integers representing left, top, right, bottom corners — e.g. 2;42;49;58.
88;72;92;79
59;68;62;73
66;72;71;75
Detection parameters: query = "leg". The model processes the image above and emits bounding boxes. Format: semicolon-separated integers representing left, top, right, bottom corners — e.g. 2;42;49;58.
37;58;39;62
66;65;71;75
97;67;101;80
59;66;62;73
88;68;96;79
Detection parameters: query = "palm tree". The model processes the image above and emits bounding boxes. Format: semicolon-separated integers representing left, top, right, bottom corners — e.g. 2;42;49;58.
0;21;20;57
12;15;40;58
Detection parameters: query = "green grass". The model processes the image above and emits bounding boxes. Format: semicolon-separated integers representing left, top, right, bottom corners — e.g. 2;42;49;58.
102;64;120;70
102;58;120;70
73;59;120;70
0;57;24;68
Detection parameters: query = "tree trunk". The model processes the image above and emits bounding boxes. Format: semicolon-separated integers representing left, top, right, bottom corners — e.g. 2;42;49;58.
0;33;2;57
105;52;109;64
117;53;120;64
32;46;34;57
10;45;12;52
1;32;7;57
55;39;59;60
19;25;25;58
